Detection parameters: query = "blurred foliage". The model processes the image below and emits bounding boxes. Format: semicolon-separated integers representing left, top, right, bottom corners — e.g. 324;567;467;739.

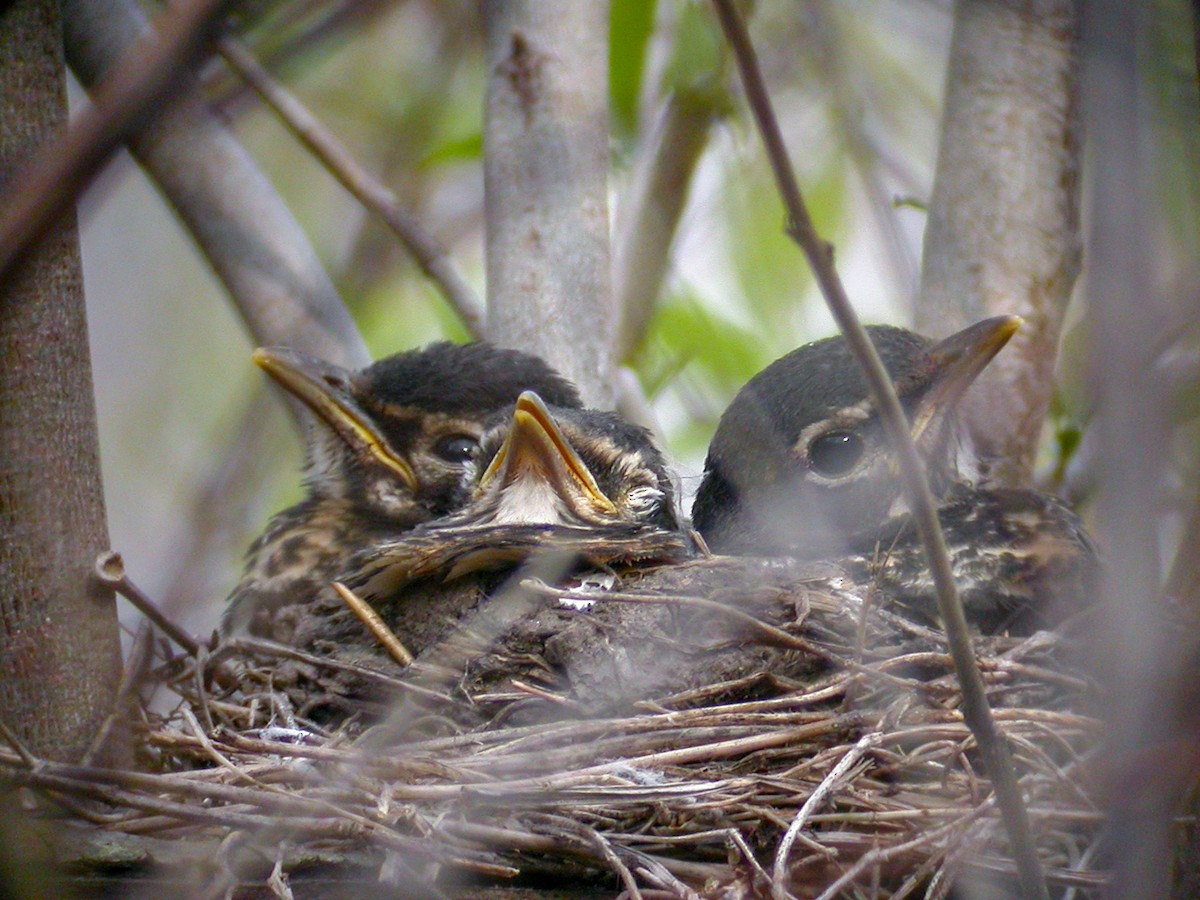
1044;0;1200;493
662;0;729;106
82;0;1200;618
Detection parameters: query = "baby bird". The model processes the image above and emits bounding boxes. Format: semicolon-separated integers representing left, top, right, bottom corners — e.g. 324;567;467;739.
221;342;581;638
345;390;687;601
264;391;689;722
691;318;1097;633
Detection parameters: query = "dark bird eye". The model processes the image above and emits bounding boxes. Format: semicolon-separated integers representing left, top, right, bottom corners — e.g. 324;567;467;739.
809;430;864;476
434;435;478;463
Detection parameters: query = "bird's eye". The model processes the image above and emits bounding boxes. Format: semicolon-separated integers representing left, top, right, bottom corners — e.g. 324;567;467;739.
434;435;478;463
808;430;864;477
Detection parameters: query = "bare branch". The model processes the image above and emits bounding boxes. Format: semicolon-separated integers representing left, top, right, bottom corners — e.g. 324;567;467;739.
0;0;123;764
1081;3;1180;894
711;3;1048;897
482;1;615;407
63;0;369;373
216;35;487;338
773;732;881;898
918;0;1083;486
0;0;235;287
95;552;200;657
613;95;718;362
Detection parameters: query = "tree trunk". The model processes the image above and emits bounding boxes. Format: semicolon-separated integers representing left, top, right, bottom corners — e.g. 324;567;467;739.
482;0;615;408
0;0;122;762
917;0;1082;487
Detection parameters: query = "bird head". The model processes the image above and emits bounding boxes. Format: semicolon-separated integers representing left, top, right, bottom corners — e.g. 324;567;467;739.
691;316;1021;557
461;391;679;531
252;342;582;528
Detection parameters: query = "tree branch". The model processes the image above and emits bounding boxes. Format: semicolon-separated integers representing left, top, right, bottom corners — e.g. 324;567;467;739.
62;0;369;374
0;0;235;288
711;3;1048;897
216;35;487;338
613;95;719;362
0;0;123;764
917;0;1083;487
481;1;615;407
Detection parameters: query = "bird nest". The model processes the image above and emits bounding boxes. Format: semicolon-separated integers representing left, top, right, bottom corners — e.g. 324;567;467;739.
4;556;1114;898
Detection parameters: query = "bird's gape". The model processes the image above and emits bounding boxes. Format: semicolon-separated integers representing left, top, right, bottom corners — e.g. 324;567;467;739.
464;391;677;531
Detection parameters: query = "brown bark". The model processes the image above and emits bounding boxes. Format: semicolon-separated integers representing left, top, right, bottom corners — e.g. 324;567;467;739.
0;0;122;761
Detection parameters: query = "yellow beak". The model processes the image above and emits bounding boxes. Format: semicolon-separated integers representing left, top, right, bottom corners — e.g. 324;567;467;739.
479;391;617;517
253;347;417;492
908;315;1022;444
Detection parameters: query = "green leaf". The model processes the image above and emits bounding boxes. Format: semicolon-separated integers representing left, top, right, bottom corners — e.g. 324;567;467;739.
610;0;657;140
663;1;728;106
421;131;484;167
644;292;769;392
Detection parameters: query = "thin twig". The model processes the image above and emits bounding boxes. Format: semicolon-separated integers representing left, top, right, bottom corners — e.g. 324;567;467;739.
331;582;414;666
527;582;843;665
772;731;882;899
82;620;156;766
95;551;200;656
710;4;1048;897
0;0;236;286
216;35;486;337
572;822;644;900
213;637;445;702
0;719;38;769
813;806;992;900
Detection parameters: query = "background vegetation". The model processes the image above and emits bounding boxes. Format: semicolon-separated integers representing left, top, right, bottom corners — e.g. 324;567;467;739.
2;0;1199;893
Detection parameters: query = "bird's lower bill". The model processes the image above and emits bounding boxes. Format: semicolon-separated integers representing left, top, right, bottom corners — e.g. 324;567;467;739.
253;347;418;491
476;396;618;526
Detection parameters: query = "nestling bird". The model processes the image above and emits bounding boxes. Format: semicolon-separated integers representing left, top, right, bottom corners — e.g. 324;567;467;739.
221;342;582;638
692;317;1097;633
467;390;680;532
849;483;1098;634
345;389;688;604
260;390;689;722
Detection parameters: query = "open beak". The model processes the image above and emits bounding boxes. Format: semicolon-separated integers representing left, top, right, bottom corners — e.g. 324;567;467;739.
908;315;1021;444
253;347;417;492
477;391;618;522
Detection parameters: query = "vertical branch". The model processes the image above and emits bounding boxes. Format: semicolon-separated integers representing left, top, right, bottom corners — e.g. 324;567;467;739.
613;96;721;363
918;0;1083;487
0;0;123;762
64;0;370;373
711;3;1049;897
1082;3;1178;895
0;0;237;287
482;1;615;407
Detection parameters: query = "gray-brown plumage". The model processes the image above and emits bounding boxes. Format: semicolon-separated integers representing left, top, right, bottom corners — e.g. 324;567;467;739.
343;390;690;625
221;343;581;638
692;317;1098;633
256;391;691;723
